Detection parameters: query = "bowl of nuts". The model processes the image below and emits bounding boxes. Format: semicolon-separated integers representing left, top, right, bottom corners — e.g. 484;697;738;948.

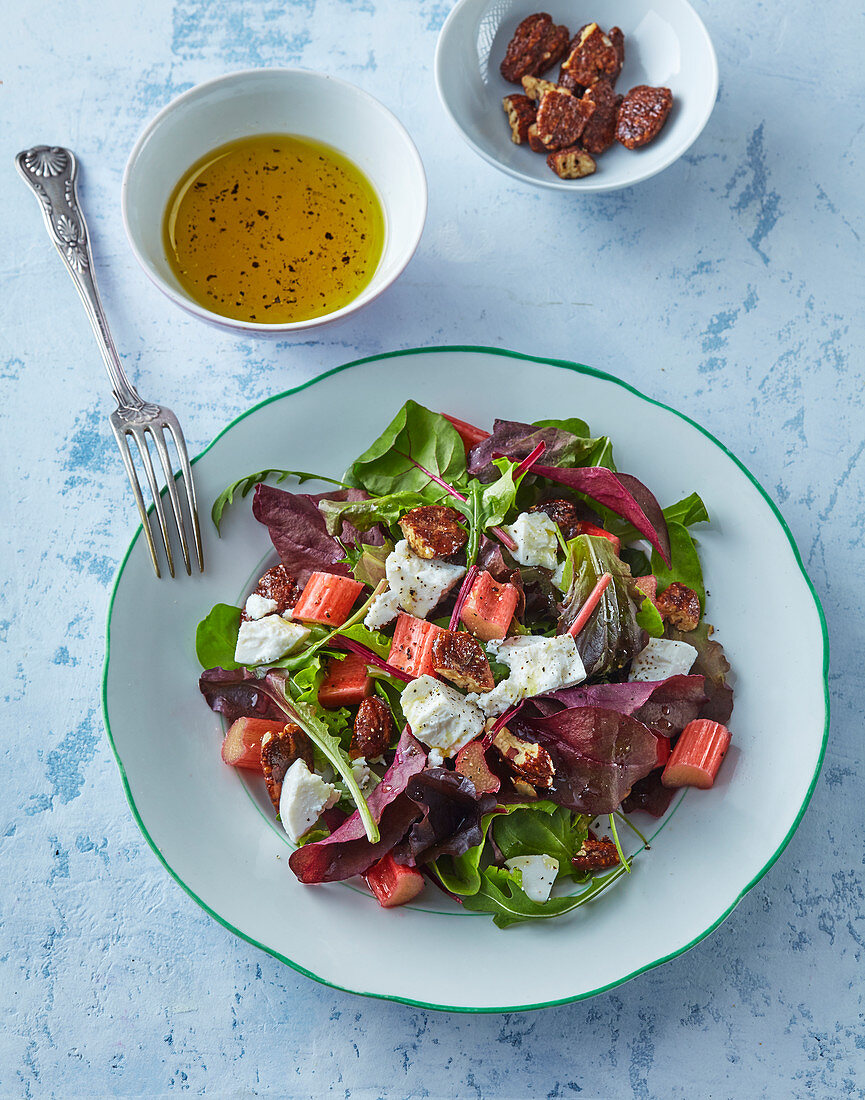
435;0;718;191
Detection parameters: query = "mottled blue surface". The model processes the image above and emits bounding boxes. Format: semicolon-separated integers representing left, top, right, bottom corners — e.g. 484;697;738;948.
1;0;863;1096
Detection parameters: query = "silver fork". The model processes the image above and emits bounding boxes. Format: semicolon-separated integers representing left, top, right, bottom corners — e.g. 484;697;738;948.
16;145;203;579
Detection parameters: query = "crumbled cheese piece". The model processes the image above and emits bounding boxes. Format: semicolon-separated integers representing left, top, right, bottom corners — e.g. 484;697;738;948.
234;615;310;666
350;756;379;796
363;587;401;630
467;634;586;717
505;854;559;903
629;637;698;682
278;759;339;843
245;593;279;620
385;539;465;618
427;748;445;768
499;512;559;571
401;675;485;758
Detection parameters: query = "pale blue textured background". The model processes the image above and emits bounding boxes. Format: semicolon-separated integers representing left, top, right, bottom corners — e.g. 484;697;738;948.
1;0;862;1096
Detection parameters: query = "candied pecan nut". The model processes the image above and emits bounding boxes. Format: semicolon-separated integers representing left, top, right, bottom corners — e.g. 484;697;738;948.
491;726;555;788
527;123;547;154
556;64;583;95
350;696;395;760
254;564;297;614
655;581;701;631
529;498;582;540
520;74;558;102
502;94;537;145
261;722;314;813
616;85;673;149
398;505;468;560
572;836;620;873
608;26;625;84
580;79;623;155
500;12;569;83
560;23;619;88
546;145;596;179
431;630;495;693
536;88;588;150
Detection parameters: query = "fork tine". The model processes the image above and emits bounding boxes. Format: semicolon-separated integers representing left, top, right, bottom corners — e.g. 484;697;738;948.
111;422;162;579
129;428;175;578
150;425;192;576
163;417;204;572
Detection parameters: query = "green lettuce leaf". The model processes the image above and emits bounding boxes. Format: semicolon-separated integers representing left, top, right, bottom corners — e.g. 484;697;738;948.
492;804;590;868
452;457;523;564
319;491;429;536
211;468;348;532
651;520;706;609
346;400;467;500
195;603;242;669
344;540;393;587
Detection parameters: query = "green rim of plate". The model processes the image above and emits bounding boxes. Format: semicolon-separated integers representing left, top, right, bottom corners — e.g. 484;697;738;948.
101;345;831;1014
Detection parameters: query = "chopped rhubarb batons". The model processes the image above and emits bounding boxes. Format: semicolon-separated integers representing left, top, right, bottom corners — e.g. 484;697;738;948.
364;853;425;908
292;571;365;626
318;652;373;709
388;613;444;678
661;719;731;789
459;570;519;641
221;716;284;771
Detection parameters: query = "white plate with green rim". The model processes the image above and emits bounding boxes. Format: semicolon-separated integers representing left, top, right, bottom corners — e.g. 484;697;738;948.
102;346;828;1012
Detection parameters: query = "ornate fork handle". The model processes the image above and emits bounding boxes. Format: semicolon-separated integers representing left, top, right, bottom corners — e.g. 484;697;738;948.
15;146;145;413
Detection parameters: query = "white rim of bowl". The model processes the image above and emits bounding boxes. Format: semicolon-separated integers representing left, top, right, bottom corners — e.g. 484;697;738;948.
121;67;428;332
434;0;719;193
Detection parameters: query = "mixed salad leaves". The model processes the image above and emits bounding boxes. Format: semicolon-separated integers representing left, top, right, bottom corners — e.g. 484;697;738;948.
196;402;734;926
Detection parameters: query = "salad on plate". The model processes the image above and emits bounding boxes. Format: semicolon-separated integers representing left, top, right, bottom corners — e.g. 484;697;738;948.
196;401;734;927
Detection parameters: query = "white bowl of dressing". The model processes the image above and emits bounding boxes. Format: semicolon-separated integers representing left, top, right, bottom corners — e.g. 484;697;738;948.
123;69;427;333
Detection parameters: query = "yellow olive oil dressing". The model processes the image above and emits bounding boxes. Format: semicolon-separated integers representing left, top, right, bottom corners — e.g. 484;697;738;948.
163;134;385;323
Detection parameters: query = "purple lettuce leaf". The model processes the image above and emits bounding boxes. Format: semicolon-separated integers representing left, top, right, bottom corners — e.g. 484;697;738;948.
531;463;671;566
517;706;662;816
467;419;604;480
621;772;676;818
530;674;708;739
288;729;427;883
252;484;383;587
392;769;497;867
666;622;734;724
199;666;285;723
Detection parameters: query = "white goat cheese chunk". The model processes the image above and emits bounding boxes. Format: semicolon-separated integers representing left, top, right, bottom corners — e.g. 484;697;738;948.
350;756;379;797
385;539;465;618
629;637;698;682
401;675;485;758
499;512;559;571
551;560;567;592
505;854;559;903
244;593;279;620
279;759;339;843
467;635;586;717
363;587;402;630
234;615;310;666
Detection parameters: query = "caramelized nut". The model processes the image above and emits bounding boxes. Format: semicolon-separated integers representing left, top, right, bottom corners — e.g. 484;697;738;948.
529;498;582;540
500;13;570;84
246;564;297;619
536;87;588;150
491;725;555;788
546;145;597;180
261;721;314;813
572;836;621;873
350;696;395;760
616;85;673;149
398;505;468;559
520;74;559;101
431;630;495;693
502;94;537;145
580;80;623;156
560;23;620;88
655;582;701;631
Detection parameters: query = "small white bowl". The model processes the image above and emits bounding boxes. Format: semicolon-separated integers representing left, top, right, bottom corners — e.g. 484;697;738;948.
122;69;427;333
435;0;718;192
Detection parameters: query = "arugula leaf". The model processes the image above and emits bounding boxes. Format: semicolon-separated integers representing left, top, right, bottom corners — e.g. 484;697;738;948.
263;672;379;843
450;457;523;564
211;468;348;533
346;400;467;500
611;492;709;547
651;520;706;609
319;492;429;536
492;805;590;868
462;862;630;928
635;593;665;637
195;603;242;669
